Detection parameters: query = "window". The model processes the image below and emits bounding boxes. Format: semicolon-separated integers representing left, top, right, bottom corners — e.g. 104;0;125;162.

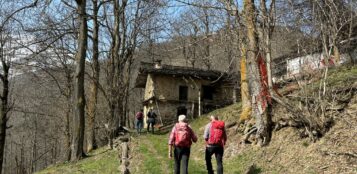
177;106;187;117
202;85;214;100
179;86;188;101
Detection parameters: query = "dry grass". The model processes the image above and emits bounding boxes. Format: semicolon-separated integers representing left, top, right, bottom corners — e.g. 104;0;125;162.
38;66;357;174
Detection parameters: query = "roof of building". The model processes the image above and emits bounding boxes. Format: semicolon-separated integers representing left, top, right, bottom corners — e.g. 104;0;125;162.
135;62;229;88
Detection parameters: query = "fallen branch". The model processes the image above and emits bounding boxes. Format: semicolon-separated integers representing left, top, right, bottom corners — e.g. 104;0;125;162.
270;93;321;141
225;121;237;129
245;126;257;136
322;151;357;158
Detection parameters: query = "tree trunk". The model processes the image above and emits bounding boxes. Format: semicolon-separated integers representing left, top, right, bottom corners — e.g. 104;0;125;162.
244;0;270;146
65;97;71;161
105;0;122;149
0;59;9;174
107;104;116;149
239;46;252;122
71;0;88;161
260;0;275;89
30;115;38;173
123;60;133;127
222;0;253;122
333;45;340;65
87;0;100;153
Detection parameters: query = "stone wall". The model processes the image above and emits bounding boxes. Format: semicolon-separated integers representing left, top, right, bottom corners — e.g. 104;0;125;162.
142;73;235;126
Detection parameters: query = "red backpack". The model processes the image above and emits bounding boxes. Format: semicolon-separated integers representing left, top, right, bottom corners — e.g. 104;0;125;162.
208;121;225;146
136;112;143;120
174;123;191;147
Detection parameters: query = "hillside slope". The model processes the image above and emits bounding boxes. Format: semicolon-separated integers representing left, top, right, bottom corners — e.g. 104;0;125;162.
37;66;357;174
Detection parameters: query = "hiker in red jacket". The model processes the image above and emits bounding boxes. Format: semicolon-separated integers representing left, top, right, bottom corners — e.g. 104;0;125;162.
168;115;198;174
135;109;144;135
204;115;227;174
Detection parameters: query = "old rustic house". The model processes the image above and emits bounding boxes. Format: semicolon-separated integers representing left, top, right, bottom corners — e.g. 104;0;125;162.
135;61;238;125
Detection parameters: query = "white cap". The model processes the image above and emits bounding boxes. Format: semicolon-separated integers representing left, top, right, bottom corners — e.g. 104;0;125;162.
178;115;186;122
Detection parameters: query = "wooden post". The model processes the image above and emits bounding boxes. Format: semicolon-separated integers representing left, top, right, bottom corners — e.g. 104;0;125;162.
198;89;201;116
191;102;194;119
118;138;130;174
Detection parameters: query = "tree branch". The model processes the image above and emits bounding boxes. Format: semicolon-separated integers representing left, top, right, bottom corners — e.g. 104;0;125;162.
0;0;38;31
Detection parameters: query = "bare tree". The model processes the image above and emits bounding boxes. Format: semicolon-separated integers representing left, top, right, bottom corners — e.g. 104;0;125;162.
100;0;166;148
243;0;271;146
71;0;88;161
0;1;38;172
87;0;104;153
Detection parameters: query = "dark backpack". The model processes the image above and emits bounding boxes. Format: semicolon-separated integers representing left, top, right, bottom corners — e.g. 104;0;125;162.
174;123;191;147
147;111;156;118
208;121;225;146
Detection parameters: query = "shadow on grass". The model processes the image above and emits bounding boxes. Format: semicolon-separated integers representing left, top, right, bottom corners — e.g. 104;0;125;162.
153;130;171;135
245;164;262;174
83;149;110;158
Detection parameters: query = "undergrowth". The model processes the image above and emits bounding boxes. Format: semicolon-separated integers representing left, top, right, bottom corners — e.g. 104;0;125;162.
37;148;119;174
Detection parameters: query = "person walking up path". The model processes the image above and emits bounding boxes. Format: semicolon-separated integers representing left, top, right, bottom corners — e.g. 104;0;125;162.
135;109;144;134
146;109;157;133
204;115;227;174
168;115;198;174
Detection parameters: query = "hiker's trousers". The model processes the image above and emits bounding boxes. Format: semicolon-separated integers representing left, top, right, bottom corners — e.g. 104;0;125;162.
136;120;143;133
147;118;155;133
205;145;224;174
174;146;190;174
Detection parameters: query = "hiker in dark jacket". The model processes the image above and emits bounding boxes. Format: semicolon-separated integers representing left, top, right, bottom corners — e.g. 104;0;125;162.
135;109;144;134
204;115;227;174
168;115;198;174
146;109;157;133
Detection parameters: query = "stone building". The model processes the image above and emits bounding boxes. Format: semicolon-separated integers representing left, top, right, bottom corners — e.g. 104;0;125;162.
135;61;238;126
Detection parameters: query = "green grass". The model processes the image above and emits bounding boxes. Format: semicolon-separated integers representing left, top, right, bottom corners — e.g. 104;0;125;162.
36;103;246;174
37;103;258;174
36;148;119;174
131;103;258;174
302;141;310;147
303;66;357;92
326;65;357;86
37;65;357;174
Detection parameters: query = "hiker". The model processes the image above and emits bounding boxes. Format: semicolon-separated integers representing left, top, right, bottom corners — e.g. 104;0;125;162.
204;115;227;174
146;109;157;133
168;115;198;174
135;109;144;134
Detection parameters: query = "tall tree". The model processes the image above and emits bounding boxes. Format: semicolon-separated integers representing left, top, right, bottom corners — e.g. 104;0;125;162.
87;0;101;153
259;0;275;90
221;0;252;122
0;29;11;174
244;0;270;146
0;1;38;172
71;0;88;161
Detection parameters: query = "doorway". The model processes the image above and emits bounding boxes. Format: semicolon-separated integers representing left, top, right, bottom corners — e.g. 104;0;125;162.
177;106;187;118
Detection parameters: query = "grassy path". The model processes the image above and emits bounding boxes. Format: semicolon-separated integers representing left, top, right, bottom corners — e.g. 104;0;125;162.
130;112;225;174
37;103;251;174
131;133;172;174
130;132;208;174
129;104;254;174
